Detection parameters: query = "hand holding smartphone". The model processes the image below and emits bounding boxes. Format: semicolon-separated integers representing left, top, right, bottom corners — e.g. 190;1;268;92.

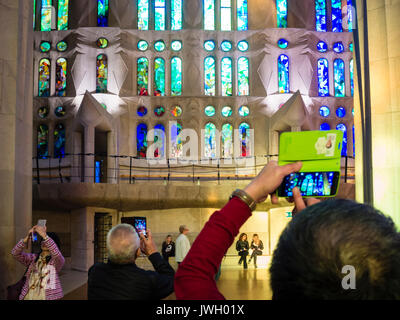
32;219;47;242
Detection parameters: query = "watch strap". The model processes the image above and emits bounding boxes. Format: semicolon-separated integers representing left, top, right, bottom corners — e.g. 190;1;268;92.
230;189;257;211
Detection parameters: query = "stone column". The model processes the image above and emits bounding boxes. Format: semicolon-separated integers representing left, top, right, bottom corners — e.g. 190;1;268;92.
0;0;33;299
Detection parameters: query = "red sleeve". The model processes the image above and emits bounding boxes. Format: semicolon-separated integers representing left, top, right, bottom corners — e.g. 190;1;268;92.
174;197;252;300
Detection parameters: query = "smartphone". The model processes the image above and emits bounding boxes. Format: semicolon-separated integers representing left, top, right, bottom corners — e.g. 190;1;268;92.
32;219;47;242
277;171;340;198
133;217;147;237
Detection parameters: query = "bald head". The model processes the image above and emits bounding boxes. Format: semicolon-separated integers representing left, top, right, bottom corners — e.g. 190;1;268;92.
106;224;140;264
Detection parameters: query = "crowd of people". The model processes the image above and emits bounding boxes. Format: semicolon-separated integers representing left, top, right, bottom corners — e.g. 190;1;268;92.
10;161;400;300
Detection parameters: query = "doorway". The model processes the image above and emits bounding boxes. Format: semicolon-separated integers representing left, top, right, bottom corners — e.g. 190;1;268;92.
95;129;108;183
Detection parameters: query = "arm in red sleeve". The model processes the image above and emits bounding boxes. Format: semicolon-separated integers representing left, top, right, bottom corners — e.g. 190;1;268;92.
174;197;252;300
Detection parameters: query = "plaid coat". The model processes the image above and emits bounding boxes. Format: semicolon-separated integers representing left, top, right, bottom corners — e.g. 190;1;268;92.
11;237;65;300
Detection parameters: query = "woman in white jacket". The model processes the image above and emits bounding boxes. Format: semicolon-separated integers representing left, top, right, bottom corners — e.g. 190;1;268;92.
175;225;191;265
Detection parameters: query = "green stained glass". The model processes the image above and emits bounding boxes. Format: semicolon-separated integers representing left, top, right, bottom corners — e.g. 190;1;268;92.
55;58;67;97
40;41;51;53
350;58;354;97
97;38;108;49
238;105;250;117
155;0;166;31
349;42;353;52
38;106;49;119
205;106;216;117
239;122;250;157
222;106;232;117
154;58;165;96
137;57;149;96
154;106;165;117
237;0;248;31
238;57;249;96
204;0;215;30
101;103;107;110
56;41;67;52
171;57;182;96
138;0;149;30
96;54;107;93
171;40;182;51
171;0;183;30
221;41;232;52
204;123;217;158
334;58;345;97
97;0;109;26
204;40;216;51
204;57;216;96
154;40;166;52
137;40;149;51
222;123;233;157
37;124;49;159
221;57;232;96
171;105;182;117
221;0;232;31
34;0;36;29
38;58;51;97
57;0;69;30
41;0;52;31
277;0;288;28
237;40;249;52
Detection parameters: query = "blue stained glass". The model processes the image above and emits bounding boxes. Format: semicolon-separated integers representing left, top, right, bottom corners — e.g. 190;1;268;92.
54;123;66;158
171;0;183;30
277;0;288;28
347;0;354;31
154;124;165;158
97;0;109;27
278;54;289;93
336;123;347;156
315;0;327;32
137;106;148;117
333;42;344;53
331;0;343;32
204;0;215;30
204;40;216;51
336;107;346;118
334;59;345;97
237;40;249;52
221;0;232;31
349;42;353;52
350;59;354;97
278;39;288;49
317;41;328;52
137;123;148;158
221;41;232;52
204;56;216;96
318;58;329;97
237;0;248;31
205;123;217;158
320;123;330;131
319;106;330;117
239;122;250;157
171;123;183;157
155;0;166;30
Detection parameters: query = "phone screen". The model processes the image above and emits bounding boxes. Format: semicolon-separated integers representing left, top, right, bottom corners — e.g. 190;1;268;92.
278;172;340;197
133;217;147;237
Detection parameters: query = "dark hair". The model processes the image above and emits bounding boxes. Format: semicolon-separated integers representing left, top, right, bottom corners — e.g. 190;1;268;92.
253;234;259;238
270;199;400;300
35;232;61;264
239;233;247;241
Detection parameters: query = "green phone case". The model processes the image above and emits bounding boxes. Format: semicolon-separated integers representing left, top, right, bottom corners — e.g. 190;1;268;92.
278;130;343;197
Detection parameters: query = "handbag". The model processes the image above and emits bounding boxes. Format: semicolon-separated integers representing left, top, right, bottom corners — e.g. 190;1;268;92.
7;267;28;300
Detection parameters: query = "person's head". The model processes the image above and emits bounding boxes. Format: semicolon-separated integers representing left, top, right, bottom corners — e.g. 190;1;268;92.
107;224;140;264
36;232;61;263
253;234;259;242
239;233;247;241
179;225;189;235
166;235;172;243
270;199;400;300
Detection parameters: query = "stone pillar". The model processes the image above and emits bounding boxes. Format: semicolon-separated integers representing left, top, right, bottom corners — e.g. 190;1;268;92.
0;0;33;299
71;208;94;271
354;1;400;225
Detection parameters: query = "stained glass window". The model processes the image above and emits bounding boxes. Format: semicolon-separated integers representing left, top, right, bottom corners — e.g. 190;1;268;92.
37;124;49;159
171;105;182;117
277;39;288;49
137;124;148;158
317;58;329;97
204;123;217;158
334;59;345;97
237;40;249;52
56;41;67;52
40;41;51;53
55;58;67;97
96;54;108;93
331;0;342;32
154;58;165;96
278;54;289;93
320;122;330;130
57;0;69;30
333;42;344;53
171;0;183;30
319;106;330;117
171;123;183;157
336;106;346;118
222;106;233;117
138;0;149;30
138;40;149;51
171;57;182;96
41;0;52;31
347;0;354;31
238;57;249;96
221;0;232;31
204;40;216;51
221;57;233;96
221;41;232;52
171;40;182;51
336;123;347;156
155;0;166;31
349;42;353;52
204;0;215;30
34;0;36;29
315;0;327;32
137;57;149;96
154;40;166;52
54;123;66;158
97;0;109;27
55;106;66;117
238;106;250;117
154;124;165;158
97;38;108;49
38;106;49;119
239;123;250;157
204;56;216;96
237;0;248;31
277;0;288;28
205;105;216;117
154;106;165;117
39;58;51;97
222;123;233;157
137;106;148;117
350;59;354;97
317;41;328;52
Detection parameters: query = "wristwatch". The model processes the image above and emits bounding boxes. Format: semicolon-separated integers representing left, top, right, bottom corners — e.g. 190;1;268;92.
230;189;257;211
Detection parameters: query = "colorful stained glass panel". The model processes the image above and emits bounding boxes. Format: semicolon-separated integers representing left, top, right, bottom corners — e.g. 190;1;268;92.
97;38;108;48
154;124;165;158
331;0;343;32
204;0;215;30
55;58;67;97
204;57;216;96
204;40;216;51
315;0;327;32
318;58;329;97
154;40;166;52
57;0;69;30
278;54;289;93
96;54;107;93
238;57;249;96
54;123;66;158
40;41;51;53
334;59;345;97
171;57;182;96
171;123;183;157
221;57;233;96
319;106;330;117
221;41;232;52
39;58;51;97
221;106;232;117
171;40;182;51
154;58;165;96
97;0;109;27
37;124;49;159
155;0;166;31
239;122;250;157
171;0;183;30
277;39;288;49
204;123;217;158
55;106;66;117
138;0;149;30
222;123;233;157
317;41;328;52
237;40;249;52
237;0;248;31
137;57;149;96
336;123;347;156
41;0;52;31
171;105;183;117
238;105;250;117
154;106;165;117
38;106;49;119
205;106;216;117
137;106;148;117
137;124;148;158
221;0;232;31
277;0;288;28
56;41;68;52
137;40;149;51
